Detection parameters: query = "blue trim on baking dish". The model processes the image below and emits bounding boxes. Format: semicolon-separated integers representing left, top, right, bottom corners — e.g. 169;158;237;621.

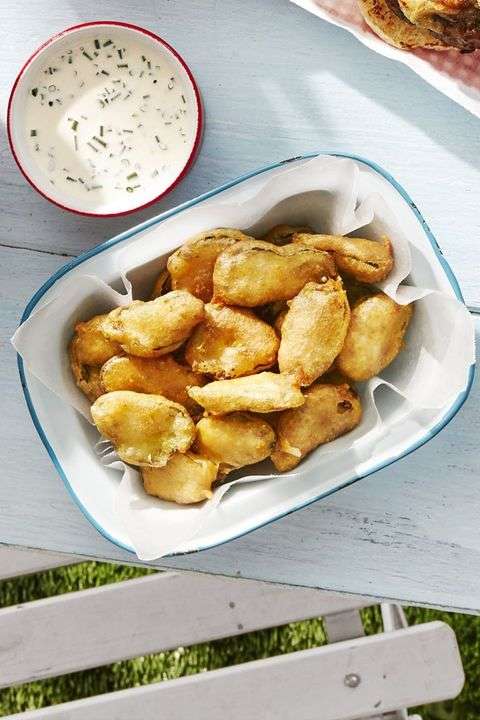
17;152;476;558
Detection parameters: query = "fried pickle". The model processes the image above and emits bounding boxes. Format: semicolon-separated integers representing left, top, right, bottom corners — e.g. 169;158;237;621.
212;240;336;307
271;382;362;471
142;453;218;504
91;391;196;467
187;372;304;415
167;228;253;302
102;291;204;358
69;313;122;402
262;224;313;246
278;279;350;386
185;303;279;379
336;293;414;381
293;233;394;283
196;413;275;469
150;269;170;299
100;354;206;415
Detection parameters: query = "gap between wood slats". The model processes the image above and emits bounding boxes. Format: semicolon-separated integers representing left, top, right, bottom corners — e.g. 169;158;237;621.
0;547;79;580
0;570;372;686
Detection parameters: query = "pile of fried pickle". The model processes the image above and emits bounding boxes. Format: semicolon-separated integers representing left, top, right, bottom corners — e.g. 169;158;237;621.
69;225;413;505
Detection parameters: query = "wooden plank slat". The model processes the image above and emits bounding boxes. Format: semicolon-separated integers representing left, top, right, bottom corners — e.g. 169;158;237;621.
0;547;77;580
3;622;464;720
0;571;371;686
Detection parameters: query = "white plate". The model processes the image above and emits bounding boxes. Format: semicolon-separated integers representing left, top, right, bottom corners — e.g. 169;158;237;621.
17;153;475;556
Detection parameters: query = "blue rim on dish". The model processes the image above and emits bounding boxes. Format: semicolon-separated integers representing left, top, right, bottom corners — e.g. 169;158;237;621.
17;152;476;558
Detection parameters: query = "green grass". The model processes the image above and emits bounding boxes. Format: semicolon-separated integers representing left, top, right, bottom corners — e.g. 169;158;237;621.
0;562;478;718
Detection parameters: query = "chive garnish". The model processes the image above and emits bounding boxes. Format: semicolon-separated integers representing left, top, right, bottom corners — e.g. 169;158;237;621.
92;135;107;147
117;63;128;68
91;185;103;190
78;177;84;183
31;88;38;97
68;56;73;64
66;176;77;182
71;120;78;131
100;125;104;136
123;128;133;133
147;61;151;70
103;39;113;47
141;55;146;62
30;129;37;137
126;172;138;180
87;141;99;153
118;48;123;59
142;94;150;99
126;186;134;192
101;70;110;76
74;135;78;151
82;51;93;60
94;39;100;49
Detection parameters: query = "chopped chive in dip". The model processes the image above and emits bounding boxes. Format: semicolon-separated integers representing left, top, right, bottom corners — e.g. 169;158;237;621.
92;135;107;147
25;36;195;209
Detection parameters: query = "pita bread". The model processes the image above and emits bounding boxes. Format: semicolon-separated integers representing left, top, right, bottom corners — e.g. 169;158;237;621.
358;0;449;49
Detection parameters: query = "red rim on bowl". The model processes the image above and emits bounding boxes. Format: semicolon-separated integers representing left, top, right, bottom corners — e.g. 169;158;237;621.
7;21;204;217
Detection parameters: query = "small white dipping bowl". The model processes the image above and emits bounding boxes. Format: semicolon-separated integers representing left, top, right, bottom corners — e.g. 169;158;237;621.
7;21;203;217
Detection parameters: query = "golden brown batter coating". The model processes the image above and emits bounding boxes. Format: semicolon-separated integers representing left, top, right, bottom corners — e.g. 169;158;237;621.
142;453;218;504
185;303;279;379
271;382;362;472
336;293;413;381
167;228;253;302
187;372;305;415
91;391;196;467
195;413;275;470
278;279;350;386
293;233;394;284
100;354;206;415
102;291;204;358
213;239;336;307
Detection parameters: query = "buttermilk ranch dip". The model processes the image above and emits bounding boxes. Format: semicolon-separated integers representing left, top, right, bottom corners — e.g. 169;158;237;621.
23;30;197;213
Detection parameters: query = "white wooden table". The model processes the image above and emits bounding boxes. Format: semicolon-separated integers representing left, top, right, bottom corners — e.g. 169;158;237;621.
1;0;479;614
